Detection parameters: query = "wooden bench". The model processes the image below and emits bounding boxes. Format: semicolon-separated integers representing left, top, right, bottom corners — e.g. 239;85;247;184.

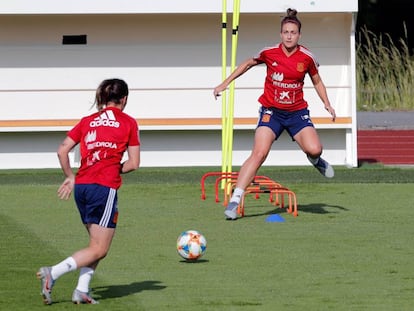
0;117;352;131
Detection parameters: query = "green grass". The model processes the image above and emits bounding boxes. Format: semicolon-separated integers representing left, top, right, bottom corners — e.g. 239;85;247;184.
1;166;414;310
356;26;414;112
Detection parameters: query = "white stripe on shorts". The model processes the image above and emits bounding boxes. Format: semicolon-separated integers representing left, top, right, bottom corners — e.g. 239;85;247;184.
99;188;116;227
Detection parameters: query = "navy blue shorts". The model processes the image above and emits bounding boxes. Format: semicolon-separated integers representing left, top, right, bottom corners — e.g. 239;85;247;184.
257;107;315;140
74;184;119;228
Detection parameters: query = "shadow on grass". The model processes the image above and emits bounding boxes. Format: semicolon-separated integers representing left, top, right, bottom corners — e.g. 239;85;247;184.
93;280;166;300
298;203;348;214
178;258;209;264
242;202;347;218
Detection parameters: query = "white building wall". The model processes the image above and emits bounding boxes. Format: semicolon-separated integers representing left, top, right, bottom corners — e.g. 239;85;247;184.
0;1;357;14
0;1;358;169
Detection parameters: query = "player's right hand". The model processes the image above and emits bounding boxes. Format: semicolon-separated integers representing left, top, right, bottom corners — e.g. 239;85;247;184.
57;176;74;200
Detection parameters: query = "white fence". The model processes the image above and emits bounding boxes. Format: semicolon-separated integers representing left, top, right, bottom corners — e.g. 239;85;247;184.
0;1;358;168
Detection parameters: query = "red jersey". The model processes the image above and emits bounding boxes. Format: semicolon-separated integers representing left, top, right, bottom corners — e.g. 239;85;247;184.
254;43;319;111
68;106;140;189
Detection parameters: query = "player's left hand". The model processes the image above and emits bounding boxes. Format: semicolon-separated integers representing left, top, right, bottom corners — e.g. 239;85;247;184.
325;105;336;122
213;84;227;100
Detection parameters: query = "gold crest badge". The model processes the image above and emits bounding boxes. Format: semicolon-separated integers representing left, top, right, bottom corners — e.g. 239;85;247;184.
296;62;305;72
261;114;271;123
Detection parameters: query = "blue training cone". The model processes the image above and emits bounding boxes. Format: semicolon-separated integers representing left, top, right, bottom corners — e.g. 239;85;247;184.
265;214;285;223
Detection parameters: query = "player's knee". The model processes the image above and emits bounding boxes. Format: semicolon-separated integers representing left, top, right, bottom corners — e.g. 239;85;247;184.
306;145;322;158
88;244;110;261
95;248;109;261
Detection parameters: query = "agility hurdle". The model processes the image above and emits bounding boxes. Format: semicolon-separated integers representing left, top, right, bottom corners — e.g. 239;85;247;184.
222;175;280;206
224;177;298;218
200;171;239;200
201;170;298;218
239;186;298;217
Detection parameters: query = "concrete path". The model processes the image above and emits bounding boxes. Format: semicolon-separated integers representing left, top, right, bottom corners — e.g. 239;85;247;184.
357;111;414;129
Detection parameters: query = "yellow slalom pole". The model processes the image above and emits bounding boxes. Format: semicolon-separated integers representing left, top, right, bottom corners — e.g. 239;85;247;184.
225;0;241;180
221;0;228;188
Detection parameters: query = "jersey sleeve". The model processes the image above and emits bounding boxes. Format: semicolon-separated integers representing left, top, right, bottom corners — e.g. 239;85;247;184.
128;119;140;147
253;47;268;63
307;57;319;76
67;119;83;143
300;46;319;77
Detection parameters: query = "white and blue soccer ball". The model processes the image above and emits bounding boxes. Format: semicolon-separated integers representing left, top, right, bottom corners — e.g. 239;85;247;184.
176;230;207;260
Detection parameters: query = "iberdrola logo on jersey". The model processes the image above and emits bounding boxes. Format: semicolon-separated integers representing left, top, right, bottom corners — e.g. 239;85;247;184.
84;130;96;143
272;72;284;82
90;110;120;128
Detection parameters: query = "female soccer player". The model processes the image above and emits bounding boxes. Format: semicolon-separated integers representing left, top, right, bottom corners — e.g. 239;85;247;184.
213;9;336;220
37;78;140;304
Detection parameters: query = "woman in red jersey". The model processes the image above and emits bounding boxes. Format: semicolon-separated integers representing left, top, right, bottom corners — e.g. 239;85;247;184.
213;9;336;220
37;78;140;304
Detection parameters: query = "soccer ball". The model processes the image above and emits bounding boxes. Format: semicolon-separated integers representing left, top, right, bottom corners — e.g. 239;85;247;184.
176;230;207;260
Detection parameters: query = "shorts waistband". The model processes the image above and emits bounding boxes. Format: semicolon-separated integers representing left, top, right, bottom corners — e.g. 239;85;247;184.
260;106;308;115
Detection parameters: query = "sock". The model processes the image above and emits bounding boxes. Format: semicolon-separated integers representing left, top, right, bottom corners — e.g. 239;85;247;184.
76;267;95;293
51;256;77;280
308;156;319;165
230;187;244;204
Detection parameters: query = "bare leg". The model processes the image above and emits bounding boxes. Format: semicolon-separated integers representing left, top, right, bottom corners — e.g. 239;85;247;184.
235;126;276;190
37;224;115;304
224;126;276;220
224;127;276;220
294;126;334;178
72;223;115;269
293;126;323;157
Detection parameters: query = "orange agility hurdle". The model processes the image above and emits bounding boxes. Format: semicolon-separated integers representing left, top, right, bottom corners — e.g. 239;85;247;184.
239;187;298;217
223;176;283;206
201;172;298;218
200;171;239;200
222;177;298;218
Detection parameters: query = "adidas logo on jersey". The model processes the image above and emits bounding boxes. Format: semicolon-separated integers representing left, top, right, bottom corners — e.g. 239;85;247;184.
90;110;120;128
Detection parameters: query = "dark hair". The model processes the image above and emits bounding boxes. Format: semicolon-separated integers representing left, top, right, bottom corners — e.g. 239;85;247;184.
281;8;301;32
95;78;129;110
